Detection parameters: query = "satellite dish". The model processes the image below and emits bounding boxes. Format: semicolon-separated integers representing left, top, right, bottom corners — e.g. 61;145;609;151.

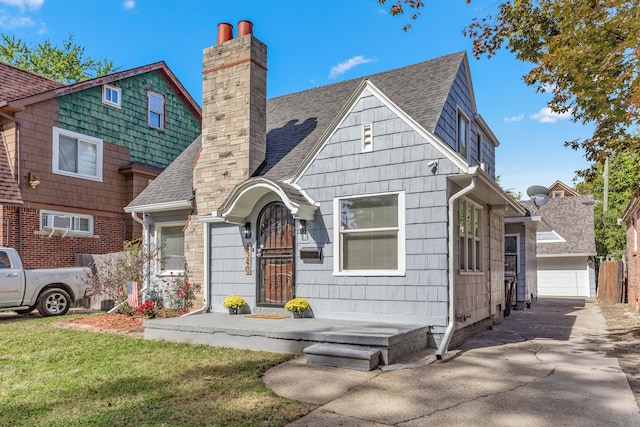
531;194;549;207
527;185;550;197
527;185;550;209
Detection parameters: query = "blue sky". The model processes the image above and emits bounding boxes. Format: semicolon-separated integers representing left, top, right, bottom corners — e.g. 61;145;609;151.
0;0;593;197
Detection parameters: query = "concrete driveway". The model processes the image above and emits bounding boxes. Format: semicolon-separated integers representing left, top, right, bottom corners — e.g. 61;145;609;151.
264;298;640;426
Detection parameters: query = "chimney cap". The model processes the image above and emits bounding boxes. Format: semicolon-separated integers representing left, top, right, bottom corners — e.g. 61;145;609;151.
217;22;233;45
238;20;253;37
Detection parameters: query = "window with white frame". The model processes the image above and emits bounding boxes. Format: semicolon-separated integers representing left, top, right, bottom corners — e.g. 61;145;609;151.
147;91;165;129
362;123;373;152
41;210;93;235
458;198;482;272
157;223;185;273
102;84;121;107
334;192;405;275
52;127;103;181
457;110;469;159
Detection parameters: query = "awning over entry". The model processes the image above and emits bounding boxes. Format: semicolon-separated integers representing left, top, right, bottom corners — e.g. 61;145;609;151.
211;177;318;224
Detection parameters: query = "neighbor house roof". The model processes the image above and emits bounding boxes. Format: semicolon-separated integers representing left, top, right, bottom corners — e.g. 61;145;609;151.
128;51;470;211
548;180;580;197
2;61;201;120
531;195;597;257
0;62;64;107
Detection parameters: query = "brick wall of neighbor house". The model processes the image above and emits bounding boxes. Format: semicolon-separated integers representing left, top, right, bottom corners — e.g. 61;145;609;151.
627;211;640;311
56;71;200;169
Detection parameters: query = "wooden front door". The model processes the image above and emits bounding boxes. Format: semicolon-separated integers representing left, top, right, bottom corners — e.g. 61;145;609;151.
256;202;295;306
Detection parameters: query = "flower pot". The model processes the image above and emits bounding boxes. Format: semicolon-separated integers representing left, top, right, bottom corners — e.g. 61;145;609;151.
293;311;305;318
228;308;238;315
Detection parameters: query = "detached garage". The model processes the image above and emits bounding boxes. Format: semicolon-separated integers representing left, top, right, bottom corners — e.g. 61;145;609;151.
534;192;597;297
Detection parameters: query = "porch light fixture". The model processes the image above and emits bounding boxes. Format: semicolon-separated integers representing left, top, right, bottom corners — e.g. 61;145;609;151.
298;220;307;235
242;222;251;238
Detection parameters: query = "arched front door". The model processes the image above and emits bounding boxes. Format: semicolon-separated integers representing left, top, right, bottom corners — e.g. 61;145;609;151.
256;202;295;306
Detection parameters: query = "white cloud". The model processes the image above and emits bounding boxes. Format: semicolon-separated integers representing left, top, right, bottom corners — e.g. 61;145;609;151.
530;106;571;123
122;0;135;10
328;55;374;79
504;114;524;123
0;0;43;11
0;13;35;28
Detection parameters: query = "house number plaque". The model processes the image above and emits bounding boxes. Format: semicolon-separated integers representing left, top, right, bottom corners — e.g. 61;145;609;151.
245;243;252;275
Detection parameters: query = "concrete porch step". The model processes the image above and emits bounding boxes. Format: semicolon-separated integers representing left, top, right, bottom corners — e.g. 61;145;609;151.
303;343;381;371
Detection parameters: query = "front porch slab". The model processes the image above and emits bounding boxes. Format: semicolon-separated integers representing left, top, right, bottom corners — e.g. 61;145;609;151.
143;312;431;365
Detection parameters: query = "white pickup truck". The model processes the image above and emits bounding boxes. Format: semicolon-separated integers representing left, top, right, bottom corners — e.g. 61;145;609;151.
0;247;92;316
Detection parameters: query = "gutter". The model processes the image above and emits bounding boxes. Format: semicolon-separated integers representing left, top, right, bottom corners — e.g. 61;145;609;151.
436;175;477;360
108;211;151;314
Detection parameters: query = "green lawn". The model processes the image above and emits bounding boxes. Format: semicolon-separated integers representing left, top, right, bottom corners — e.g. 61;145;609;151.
0;314;311;426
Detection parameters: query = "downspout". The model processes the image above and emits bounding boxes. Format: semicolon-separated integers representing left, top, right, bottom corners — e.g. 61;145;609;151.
108;211;151;314
182;220;209;316
436;174;477;360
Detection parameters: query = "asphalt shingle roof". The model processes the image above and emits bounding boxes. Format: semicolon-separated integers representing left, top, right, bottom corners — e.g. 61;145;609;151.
128;51;466;210
0;62;64;104
534;195;597;256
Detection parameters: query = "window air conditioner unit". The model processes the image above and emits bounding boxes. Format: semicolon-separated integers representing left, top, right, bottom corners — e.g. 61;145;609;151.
43;214;72;230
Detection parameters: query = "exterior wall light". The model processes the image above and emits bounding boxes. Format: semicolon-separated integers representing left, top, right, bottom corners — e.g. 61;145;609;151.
242;222;251;238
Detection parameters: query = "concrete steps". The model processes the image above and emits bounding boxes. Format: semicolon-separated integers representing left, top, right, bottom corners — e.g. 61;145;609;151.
304;343;381;371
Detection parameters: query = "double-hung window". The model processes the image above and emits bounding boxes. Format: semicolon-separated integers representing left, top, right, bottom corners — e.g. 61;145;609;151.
52;127;103;181
157;223;185;274
334;192;405;275
147;91;165;130
458;198;482;272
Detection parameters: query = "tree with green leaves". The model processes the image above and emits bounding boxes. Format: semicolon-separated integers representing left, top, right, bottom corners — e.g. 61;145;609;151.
381;1;640;180
0;33;119;84
576;153;639;258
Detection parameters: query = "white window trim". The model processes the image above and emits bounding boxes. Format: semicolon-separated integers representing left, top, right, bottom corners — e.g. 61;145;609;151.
504;233;519;277
333;191;406;276
459;198;482;273
40;210;94;236
457;108;470;159
52;127;103;182
361;123;373;152
102;84;121;108
147;91;165;130
155;221;185;275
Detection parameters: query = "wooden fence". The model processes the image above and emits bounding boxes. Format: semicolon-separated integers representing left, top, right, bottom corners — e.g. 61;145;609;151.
598;260;626;304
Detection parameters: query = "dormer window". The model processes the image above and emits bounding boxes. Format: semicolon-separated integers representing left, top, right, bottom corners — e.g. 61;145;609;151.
457;110;469;158
147;91;165;130
102;84;121;108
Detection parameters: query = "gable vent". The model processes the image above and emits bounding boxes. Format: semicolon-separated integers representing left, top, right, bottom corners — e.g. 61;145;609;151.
362;123;373;152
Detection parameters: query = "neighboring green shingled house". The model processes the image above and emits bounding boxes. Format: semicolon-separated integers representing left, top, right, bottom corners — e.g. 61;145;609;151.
127;23;529;358
0;61;201;269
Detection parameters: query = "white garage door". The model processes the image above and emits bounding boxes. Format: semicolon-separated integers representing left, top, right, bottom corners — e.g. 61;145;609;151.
537;256;590;297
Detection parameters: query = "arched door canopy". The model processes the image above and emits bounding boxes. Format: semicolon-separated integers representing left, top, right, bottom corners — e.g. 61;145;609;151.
214;177;317;224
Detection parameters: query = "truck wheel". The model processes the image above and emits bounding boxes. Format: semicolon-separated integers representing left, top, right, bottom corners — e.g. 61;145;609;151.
37;289;71;317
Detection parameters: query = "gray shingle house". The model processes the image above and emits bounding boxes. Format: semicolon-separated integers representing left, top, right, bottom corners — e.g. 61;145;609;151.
126;22;525;356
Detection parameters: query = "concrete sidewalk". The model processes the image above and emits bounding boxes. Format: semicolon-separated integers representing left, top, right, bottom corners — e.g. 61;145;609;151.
264;298;640;426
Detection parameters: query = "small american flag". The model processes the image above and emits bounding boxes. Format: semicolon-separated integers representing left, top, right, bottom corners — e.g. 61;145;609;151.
127;281;139;308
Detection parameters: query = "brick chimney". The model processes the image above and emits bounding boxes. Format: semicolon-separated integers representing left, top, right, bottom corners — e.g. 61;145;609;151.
195;20;267;215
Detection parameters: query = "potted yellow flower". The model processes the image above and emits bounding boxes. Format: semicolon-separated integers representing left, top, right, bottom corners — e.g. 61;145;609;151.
284;297;311;318
222;295;247;314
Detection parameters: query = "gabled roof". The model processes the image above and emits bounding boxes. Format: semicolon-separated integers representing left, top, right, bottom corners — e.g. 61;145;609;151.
127;52;476;213
2;61;201;120
262;51;467;180
0;62;64;107
532;195;597;256
548;180;580;197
